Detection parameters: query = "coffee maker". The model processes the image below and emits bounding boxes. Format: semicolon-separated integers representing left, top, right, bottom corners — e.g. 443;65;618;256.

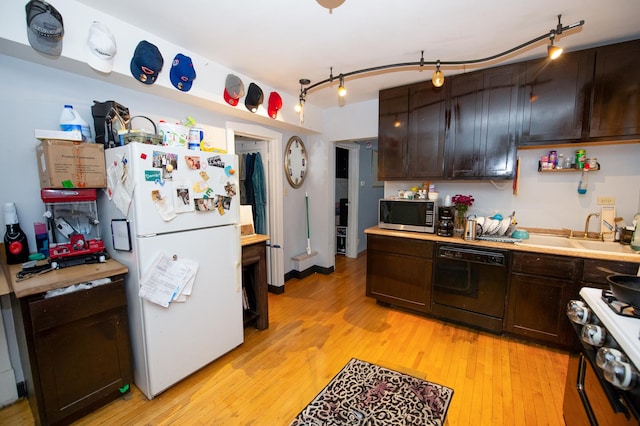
437;206;455;237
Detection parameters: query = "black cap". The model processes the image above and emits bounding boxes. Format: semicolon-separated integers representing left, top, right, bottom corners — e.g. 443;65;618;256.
245;83;264;113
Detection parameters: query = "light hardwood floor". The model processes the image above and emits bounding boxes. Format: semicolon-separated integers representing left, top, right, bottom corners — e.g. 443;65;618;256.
0;253;569;425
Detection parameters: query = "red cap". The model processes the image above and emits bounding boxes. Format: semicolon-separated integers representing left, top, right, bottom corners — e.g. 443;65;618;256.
268;91;282;119
224;89;239;106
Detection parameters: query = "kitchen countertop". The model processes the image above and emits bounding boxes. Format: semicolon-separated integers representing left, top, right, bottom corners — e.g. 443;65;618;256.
241;234;270;247
7;260;128;298
365;226;640;263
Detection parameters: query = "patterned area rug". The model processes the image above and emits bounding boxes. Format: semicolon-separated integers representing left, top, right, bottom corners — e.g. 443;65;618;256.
290;358;453;425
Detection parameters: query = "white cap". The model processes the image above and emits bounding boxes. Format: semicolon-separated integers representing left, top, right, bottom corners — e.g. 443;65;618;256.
86;21;117;73
4;203;18;225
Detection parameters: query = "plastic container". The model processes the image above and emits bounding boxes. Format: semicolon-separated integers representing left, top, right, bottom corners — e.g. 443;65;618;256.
577;164;589;194
59;104;92;142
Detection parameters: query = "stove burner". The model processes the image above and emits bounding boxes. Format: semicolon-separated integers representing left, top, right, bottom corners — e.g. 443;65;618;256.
601;289;640;318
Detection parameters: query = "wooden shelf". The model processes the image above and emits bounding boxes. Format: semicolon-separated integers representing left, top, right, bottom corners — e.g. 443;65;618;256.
538;161;601;172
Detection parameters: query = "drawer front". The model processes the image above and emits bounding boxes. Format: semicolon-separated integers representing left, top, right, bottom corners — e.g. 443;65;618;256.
28;276;127;332
581;259;640;285
368;234;434;258
512;252;579;280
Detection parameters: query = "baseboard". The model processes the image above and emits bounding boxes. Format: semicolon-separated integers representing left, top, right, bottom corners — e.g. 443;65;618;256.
285;264;334;281
16;381;26;398
268;284;285;294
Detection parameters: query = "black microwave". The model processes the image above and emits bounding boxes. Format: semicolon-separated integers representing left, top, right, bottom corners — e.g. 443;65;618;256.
378;199;438;233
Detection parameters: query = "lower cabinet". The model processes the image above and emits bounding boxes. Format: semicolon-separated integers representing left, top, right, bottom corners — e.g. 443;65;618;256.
506;252;581;348
15;275;132;426
366;234;433;313
241;240;269;330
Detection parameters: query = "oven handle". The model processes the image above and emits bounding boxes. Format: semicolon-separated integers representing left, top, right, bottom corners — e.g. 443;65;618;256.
576;353;598;426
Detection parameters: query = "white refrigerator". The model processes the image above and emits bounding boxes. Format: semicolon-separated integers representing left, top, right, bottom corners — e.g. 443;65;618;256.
98;142;243;400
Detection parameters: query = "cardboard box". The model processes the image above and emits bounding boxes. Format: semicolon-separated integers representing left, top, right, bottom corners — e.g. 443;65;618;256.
37;140;106;188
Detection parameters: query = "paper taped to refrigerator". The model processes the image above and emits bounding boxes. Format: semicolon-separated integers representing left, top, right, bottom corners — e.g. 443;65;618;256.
139;251;198;307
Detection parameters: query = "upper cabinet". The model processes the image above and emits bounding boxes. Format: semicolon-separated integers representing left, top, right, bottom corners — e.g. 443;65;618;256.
446;64;519;179
408;82;446;178
589;39;640;139
378;86;409;179
377;39;640;180
518;50;595;145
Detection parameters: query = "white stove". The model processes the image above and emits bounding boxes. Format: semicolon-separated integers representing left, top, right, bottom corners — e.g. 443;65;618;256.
581;286;640;369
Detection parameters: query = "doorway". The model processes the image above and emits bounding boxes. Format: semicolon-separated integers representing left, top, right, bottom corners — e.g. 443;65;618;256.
228;122;284;288
334;142;359;259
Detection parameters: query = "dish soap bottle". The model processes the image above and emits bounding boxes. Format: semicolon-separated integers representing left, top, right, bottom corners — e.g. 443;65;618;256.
3;202;30;264
577;163;590;194
631;213;640;251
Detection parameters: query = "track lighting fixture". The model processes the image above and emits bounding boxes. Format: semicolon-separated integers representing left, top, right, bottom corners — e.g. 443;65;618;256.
432;61;444;88
338;75;347;97
296;14;584;106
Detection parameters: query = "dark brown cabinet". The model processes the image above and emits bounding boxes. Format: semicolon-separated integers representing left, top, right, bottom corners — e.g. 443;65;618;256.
366;234;433;313
241;238;269;330
16;276;132;426
377;86;409;179
446;64;519;179
408;82;446;178
506;252;581;348
589;39;640;139
518;50;595;145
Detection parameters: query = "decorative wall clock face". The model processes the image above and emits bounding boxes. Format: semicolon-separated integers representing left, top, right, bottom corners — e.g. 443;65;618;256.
285;136;307;188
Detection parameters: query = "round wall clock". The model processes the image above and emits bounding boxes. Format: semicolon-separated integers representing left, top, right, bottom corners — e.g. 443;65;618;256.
284;136;307;188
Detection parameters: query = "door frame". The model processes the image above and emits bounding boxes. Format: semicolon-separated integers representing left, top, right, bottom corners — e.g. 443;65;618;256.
226;122;284;288
335;142;360;258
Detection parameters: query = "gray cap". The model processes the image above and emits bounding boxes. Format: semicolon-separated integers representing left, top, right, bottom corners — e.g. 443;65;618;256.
224;74;245;106
25;0;64;56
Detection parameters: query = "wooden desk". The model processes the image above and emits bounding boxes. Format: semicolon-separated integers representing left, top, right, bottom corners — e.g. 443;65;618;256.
241;234;269;330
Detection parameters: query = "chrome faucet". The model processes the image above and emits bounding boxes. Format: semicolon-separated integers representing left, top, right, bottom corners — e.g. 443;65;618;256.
584;212;600;238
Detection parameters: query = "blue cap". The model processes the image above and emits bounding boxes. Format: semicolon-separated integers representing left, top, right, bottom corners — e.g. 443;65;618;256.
130;40;163;85
170;54;196;92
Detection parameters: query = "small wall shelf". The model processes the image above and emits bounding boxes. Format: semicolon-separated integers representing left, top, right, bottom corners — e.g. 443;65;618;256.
537;161;601;172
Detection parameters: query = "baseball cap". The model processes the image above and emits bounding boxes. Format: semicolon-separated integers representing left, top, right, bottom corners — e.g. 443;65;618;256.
86;21;116;73
25;0;64;56
245;83;264;113
224;74;244;106
268;92;283;119
130;40;164;85
170;54;196;92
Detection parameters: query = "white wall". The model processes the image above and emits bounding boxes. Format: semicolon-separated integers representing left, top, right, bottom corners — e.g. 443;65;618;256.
385;145;640;232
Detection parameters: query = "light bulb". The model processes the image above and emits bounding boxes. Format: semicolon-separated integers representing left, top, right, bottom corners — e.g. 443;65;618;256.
338;85;347;97
295;103;302;113
548;44;563;60
432;70;445;88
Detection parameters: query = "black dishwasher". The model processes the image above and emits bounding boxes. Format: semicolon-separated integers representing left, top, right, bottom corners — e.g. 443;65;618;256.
432;244;510;333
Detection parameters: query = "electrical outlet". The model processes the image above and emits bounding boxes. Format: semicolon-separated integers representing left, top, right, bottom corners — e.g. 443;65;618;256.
597;196;616;205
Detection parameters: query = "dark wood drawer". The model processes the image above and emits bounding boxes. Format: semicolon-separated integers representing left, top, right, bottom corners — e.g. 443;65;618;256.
367;234;434;258
512;252;579;280
581;259;640;286
28;276;126;333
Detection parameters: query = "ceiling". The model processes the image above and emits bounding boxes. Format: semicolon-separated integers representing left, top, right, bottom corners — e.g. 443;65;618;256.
75;0;640;110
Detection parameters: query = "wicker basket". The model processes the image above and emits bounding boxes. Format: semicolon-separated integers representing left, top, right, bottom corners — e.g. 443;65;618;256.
119;116;163;145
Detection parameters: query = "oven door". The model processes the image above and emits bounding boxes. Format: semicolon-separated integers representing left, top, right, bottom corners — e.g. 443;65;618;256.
563;353;637;426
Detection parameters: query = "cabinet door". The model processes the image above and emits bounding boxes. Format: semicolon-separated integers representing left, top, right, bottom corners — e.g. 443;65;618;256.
519;50;594;144
590;39;640;139
378;86;409;179
478;65;519;179
506;274;576;347
366;235;433;313
446;72;484;178
408;82;446;178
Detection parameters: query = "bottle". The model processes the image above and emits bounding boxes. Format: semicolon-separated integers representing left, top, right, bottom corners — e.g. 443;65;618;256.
577;163;589;194
3;203;30;264
59;104;92;142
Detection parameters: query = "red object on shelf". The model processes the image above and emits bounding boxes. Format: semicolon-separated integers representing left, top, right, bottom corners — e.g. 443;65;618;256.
41;188;97;203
